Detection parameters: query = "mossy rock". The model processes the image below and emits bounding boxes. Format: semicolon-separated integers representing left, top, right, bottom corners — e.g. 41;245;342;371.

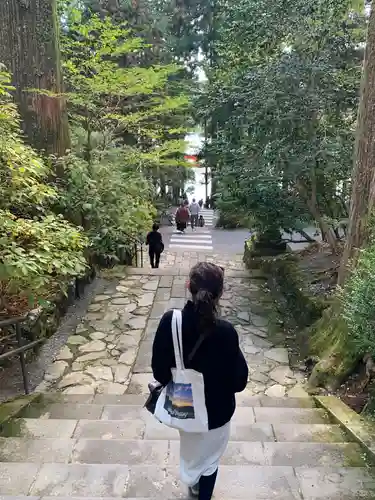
261;253;326;328
307;307;359;391
0;394;40;430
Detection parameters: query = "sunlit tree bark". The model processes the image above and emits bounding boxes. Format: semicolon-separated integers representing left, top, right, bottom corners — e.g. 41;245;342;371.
0;0;70;155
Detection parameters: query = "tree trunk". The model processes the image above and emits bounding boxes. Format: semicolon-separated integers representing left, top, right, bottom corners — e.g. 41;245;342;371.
338;5;375;285
0;0;70;156
296;177;337;252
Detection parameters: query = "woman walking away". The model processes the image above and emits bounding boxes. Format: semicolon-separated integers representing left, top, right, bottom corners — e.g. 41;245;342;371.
151;262;248;500
146;223;164;268
175;202;190;233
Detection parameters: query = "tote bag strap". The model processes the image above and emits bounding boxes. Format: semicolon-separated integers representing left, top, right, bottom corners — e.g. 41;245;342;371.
171;309;184;370
187;333;206;364
171;309;206;369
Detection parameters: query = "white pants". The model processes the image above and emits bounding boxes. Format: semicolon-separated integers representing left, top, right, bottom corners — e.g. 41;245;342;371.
179;422;230;486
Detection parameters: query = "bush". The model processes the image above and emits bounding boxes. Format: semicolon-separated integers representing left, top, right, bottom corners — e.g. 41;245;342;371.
341;243;375;358
0;69;88;317
0;211;87;317
55;147;155;259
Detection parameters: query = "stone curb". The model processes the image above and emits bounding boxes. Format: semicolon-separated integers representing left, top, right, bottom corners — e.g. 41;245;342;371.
315;395;375;461
0;392;41;430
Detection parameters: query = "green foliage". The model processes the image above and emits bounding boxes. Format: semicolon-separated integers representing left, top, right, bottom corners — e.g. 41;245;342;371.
199;0;366;241
0;211;87;314
0;69;88;316
61;11;191;160
60;8;193;206
341;243;375;358
55;144;155;256
0;67;56;216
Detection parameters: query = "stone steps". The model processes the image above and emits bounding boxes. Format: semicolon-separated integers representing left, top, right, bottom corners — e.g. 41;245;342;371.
1;394;375;498
1;463;375;498
0;437;367;467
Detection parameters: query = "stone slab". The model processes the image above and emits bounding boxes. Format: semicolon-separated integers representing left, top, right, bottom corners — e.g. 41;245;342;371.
143;319;160;341
126;316;148;330
72;439;169;465
254;407;328;424
170;285;187;298
127;373;151;395
264;442;367;467
159;275;174;287
73;419;145;440
272;424;350;443
169;441;266;466
101;405;145;421
0;497;39;500
93;395;145;406
265;384;286;398
149;301;169;319
29;464;130;497
123;466;180;498
143;417;180;440
154;288;171;301
38;394;95;405
3;419;77;439
133;341;153;373
229;423;275;442
264;347;289;364
167;297;186;309
21;403;103;420
208;465;301;499
296;466;375;499
235;393;261;407
259;397;315;408
0;463;41;495
0;437;74;463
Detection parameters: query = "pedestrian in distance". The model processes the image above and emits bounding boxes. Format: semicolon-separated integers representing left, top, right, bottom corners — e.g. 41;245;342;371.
146;223;164;269
151;262;248;500
190;198;200;230
175;202;190;233
198;199;204;209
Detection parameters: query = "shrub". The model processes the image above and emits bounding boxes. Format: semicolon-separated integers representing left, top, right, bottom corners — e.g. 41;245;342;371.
0;69;88;317
0;211;88;317
55;148;155;259
341;243;375;359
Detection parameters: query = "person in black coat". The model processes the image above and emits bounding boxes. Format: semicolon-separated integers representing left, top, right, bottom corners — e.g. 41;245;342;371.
152;262;248;500
146;223;164;268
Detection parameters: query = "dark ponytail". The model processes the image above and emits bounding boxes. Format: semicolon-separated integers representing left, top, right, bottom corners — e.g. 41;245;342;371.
189;262;224;333
194;289;217;331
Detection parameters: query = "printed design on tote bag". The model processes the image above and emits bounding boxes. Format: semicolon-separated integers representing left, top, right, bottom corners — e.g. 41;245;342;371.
164;381;195;419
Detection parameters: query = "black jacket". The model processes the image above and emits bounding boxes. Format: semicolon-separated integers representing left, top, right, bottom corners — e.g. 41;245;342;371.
151;301;248;430
146;230;163;251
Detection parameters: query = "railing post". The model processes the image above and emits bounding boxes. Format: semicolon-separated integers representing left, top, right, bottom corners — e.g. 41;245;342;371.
15;322;29;394
135;242;138;267
141;244;144;267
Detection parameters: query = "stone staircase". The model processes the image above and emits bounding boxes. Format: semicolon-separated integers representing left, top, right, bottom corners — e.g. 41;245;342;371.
1;392;375;499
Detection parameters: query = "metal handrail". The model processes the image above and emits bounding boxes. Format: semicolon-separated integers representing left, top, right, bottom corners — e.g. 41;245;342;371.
122;231;145;267
0;315;44;394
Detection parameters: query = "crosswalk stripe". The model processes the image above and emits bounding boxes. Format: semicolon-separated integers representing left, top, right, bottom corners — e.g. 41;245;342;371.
172;231;211;235
170;239;212;244
170;244;213;250
168;209;215;251
171;235;212;240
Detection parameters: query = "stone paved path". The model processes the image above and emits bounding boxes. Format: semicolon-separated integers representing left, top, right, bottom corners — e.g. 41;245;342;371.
2;250;375;499
37;251;305;398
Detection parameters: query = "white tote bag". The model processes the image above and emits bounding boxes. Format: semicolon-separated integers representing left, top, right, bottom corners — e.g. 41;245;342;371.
154;309;209;433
